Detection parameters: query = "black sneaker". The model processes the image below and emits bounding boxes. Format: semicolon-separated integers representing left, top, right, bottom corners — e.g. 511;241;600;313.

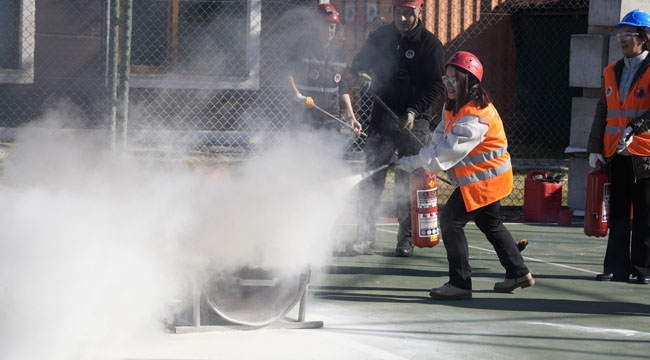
430;282;472;300
636;275;650;285
395;240;413;257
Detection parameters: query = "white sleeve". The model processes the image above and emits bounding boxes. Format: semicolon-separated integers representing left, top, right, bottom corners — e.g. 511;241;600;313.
418;114;488;171
430;120;446;146
429;107;446;145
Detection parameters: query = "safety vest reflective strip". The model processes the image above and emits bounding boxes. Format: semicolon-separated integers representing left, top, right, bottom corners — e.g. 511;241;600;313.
602;63;650;157
445;103;513;212
294;84;339;93
453;148;511;186
607;109;649;118
300;58;347;68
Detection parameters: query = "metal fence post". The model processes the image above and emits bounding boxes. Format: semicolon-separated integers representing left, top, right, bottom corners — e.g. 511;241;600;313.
107;0;120;150
117;0;133;151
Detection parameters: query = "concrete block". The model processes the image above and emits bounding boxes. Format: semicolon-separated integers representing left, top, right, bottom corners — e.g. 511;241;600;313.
568;155;590;211
608;35;621;65
589;0;650;27
570;97;598;149
570;34;609;88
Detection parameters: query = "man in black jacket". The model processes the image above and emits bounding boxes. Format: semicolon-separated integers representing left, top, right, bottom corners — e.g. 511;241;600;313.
347;0;446;257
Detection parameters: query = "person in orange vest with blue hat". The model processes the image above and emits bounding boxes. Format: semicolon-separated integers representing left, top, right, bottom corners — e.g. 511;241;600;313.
394;51;534;300
587;9;650;285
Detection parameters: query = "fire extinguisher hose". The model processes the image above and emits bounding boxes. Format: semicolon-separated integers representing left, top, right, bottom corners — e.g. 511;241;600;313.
371;94;452;186
312;104;368;137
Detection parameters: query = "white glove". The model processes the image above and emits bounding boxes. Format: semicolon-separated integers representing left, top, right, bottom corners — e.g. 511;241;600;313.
616;126;634;154
588;153;605;169
395;155;423;173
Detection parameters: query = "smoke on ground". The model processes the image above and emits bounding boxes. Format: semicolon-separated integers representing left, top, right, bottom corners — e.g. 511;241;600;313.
0;109;358;359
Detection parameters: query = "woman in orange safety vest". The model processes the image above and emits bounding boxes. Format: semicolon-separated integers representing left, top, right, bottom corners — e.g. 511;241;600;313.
587;9;650;285
395;51;535;300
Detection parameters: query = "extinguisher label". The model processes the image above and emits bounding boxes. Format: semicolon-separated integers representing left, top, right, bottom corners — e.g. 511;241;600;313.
416;188;437;209
602;182;610;223
417;212;439;237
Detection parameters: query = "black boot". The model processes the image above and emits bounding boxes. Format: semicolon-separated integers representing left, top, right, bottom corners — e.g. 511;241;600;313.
395;240;413;257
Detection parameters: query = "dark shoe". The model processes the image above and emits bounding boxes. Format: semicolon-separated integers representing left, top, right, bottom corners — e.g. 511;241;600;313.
494;273;535;293
429;283;472;300
345;241;374;256
596;273;613;281
516;239;528;252
395;240;413;257
636;276;650;285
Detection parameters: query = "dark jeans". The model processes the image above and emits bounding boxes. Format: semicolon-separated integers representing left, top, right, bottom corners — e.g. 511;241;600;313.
440;188;529;290
604;155;650;279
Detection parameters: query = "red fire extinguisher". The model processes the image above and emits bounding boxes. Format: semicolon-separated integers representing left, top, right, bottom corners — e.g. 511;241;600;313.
410;168;440;248
584;167;611;237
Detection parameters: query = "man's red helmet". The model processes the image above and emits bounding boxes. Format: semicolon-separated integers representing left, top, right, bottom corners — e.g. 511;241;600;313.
392;0;424;9
446;51;484;83
317;3;340;23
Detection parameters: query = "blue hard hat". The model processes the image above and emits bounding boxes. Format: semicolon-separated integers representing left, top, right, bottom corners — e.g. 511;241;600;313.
615;9;650;32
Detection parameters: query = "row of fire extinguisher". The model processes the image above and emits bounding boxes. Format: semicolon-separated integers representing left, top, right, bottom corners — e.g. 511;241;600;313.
409;165;613;248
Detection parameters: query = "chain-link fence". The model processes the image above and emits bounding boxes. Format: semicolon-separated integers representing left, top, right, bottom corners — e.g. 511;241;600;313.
0;0;590;206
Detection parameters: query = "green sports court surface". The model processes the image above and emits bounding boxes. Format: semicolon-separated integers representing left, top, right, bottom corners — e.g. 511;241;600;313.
117;220;650;360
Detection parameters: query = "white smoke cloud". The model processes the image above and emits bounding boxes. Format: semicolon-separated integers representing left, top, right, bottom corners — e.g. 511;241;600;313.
0;109;358;359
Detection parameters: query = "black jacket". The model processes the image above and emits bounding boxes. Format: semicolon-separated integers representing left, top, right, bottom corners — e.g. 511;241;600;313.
350;21;446;133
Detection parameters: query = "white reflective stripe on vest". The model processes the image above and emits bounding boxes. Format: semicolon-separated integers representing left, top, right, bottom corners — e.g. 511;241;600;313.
301;58;347;69
295;84;339;93
450;158;512;187
454;146;508;168
607;108;650;118
605;124;625;134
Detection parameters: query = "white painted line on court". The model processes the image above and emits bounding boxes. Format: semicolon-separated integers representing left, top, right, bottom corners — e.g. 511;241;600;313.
377;228;600;275
469;243;600;274
525;321;650;338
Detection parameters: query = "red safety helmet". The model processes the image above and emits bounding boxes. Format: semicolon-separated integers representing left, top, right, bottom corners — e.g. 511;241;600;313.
446;51;484;83
317;3;340;24
392;0;424;9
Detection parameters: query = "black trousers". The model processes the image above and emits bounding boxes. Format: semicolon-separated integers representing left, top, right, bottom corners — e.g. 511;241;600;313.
604;155;650;279
439;188;529;290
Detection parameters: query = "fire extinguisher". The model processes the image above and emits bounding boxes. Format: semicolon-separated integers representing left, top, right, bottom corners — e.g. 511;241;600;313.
584;167;611;237
410;168;440;248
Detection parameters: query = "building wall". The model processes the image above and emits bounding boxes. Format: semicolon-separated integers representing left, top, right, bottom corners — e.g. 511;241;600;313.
34;0;106;87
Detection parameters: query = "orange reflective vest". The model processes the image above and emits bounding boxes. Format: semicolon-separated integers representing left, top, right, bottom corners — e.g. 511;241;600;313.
602;62;650;157
445;102;513;212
